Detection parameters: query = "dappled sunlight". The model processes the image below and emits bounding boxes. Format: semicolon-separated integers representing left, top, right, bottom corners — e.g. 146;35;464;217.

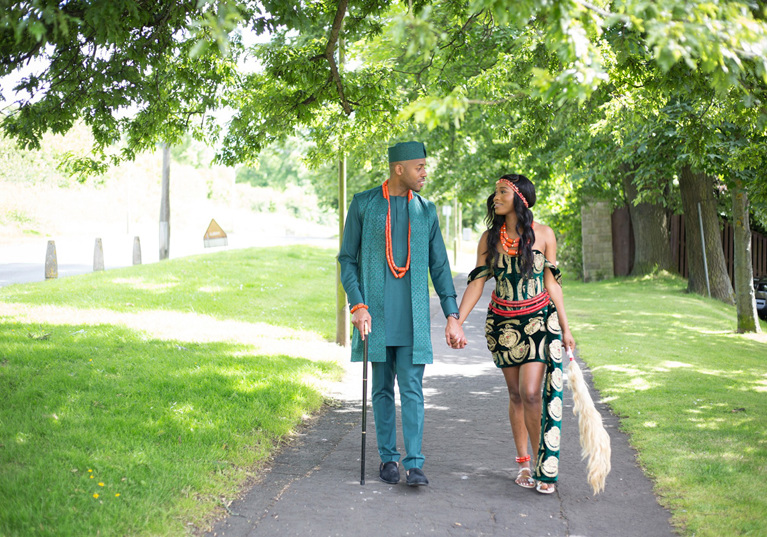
165;401;220;434
690;417;727;430
428;360;497;378
111;277;180;291
625;376;655;391
733;331;767;344
594;364;643;376
197;285;226;293
658;360;693;369
0;301;348;368
696;367;732;377
697;329;735;336
747;378;767;393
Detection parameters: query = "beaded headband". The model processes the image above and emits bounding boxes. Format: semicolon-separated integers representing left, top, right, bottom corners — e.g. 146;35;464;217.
496;178;529;208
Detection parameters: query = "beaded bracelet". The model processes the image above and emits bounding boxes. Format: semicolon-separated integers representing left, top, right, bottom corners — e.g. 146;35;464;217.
350;303;368;314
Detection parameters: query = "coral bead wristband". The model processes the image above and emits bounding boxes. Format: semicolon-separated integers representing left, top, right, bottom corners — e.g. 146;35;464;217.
350;303;368;314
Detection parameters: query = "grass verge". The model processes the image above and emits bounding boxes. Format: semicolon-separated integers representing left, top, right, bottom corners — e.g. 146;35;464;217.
0;247;344;536
566;272;767;537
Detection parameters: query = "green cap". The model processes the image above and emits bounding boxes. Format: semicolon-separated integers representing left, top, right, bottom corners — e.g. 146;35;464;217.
388;141;427;163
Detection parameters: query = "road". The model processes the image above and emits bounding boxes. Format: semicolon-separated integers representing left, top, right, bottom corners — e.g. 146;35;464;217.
0;233;339;287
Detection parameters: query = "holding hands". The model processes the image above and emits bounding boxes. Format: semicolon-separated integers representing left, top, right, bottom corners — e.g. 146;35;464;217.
445;317;467;349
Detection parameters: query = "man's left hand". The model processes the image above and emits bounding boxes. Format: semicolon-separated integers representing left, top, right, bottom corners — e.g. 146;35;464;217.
445;317;467;349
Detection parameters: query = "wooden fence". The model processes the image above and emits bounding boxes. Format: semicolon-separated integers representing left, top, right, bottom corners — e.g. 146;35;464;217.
612;209;767;281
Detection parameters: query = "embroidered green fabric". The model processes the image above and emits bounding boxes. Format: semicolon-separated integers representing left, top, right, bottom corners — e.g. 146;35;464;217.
468;251;564;483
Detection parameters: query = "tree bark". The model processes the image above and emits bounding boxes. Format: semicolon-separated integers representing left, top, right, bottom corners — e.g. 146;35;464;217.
336;154;350;346
621;165;672;275
731;178;760;333
678;165;734;303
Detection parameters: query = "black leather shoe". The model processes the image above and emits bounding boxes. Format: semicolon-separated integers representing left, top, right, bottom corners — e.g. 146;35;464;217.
379;461;400;484
406;467;429;486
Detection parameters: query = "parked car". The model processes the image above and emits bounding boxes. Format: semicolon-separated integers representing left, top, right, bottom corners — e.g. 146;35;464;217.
755;276;767;319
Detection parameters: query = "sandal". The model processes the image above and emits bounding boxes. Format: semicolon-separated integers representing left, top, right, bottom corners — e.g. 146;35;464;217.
514;455;535;489
536;480;557;495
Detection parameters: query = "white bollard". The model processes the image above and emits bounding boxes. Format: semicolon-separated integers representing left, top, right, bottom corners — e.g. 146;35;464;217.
93;238;105;271
132;236;142;265
45;240;58;279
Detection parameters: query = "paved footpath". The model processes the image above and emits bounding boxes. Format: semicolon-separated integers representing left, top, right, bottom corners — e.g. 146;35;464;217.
206;274;676;537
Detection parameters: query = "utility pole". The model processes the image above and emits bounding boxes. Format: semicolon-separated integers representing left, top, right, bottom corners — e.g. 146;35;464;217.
159;143;170;260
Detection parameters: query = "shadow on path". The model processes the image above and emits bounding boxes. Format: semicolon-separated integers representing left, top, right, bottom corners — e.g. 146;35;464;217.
206;274;675;537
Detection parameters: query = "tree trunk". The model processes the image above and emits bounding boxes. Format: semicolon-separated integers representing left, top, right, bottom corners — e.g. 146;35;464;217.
335;33;350;347
731;178;760;333
678;165;734;303
621;165;672;275
336;154;350;346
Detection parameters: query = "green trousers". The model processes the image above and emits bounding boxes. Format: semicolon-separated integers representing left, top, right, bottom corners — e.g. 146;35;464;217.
371;346;425;470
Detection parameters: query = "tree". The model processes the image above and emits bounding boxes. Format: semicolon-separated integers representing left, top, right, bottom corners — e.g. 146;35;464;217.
4;0;767;334
1;1;240;168
731;174;760;332
679;165;735;303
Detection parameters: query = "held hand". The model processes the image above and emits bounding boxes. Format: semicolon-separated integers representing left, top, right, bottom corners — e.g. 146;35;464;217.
445;317;467;349
352;309;372;340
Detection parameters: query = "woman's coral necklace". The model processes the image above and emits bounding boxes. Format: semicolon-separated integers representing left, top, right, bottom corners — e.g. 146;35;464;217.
500;223;520;256
382;180;412;278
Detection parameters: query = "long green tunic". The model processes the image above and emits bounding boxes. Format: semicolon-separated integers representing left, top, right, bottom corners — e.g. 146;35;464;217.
338;185;458;364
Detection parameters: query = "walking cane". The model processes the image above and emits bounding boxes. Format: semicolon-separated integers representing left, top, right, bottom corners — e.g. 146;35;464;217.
360;332;369;485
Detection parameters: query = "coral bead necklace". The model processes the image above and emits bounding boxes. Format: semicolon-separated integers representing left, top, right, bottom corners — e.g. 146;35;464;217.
382;180;412;278
500;223;520;256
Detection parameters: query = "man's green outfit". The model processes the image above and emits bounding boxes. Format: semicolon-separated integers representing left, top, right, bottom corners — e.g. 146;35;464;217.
338;142;459;479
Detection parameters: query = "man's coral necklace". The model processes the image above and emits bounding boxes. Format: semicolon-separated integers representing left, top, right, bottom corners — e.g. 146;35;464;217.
382;180;412;278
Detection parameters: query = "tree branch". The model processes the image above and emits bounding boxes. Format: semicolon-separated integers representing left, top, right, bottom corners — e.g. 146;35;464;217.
467;96;524;105
324;0;352;115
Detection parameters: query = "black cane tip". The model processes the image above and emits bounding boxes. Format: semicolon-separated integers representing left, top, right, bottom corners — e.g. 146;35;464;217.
360;479;365;485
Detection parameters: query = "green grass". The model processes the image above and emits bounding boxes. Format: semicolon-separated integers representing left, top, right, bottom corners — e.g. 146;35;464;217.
3;249;766;536
0;247;343;536
1;247;336;339
566;272;767;537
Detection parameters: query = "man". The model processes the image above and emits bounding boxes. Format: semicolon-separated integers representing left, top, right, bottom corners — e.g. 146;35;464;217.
338;141;465;487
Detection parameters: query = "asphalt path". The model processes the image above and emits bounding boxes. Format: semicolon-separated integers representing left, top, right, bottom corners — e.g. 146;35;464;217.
205;275;676;537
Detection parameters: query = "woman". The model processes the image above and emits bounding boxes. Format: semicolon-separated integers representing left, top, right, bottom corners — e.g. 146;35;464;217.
454;174;575;494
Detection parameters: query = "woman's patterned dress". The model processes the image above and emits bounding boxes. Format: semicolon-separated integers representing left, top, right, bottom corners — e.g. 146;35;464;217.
467;250;564;483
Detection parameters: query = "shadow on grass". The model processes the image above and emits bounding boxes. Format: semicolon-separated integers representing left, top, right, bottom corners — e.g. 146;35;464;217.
0;319;336;537
0;247;338;339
